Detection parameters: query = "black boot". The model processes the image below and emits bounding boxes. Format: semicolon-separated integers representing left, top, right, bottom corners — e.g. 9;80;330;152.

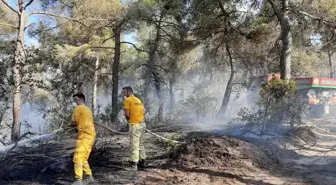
138;159;146;170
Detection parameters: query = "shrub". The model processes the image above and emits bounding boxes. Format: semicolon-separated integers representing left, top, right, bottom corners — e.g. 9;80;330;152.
237;78;306;135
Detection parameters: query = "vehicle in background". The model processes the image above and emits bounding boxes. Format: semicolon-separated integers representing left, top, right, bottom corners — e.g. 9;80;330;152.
248;74;336;118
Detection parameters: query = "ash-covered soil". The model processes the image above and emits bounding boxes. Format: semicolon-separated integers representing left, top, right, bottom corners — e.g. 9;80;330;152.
1;121;336;185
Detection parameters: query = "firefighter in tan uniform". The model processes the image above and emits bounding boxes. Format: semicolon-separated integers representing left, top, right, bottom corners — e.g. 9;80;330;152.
123;86;146;170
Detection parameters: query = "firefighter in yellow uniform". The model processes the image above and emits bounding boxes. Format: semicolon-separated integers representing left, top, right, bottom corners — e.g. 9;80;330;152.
71;93;96;185
123;86;146;170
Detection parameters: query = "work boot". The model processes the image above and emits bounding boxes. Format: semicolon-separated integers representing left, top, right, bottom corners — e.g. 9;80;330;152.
71;179;83;185
138;159;146;170
126;161;138;171
84;175;95;184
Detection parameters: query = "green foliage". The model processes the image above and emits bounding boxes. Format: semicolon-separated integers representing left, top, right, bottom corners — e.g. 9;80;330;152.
237;79;306;135
260;78;296;101
156;132;183;150
291;49;328;77
139;0;157;7
2;0;336;134
163;132;183;149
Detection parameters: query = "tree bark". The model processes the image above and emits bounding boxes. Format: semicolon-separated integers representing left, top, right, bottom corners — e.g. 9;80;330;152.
0;99;10;126
169;77;175;109
11;0;25;141
92;53;99;114
268;0;292;81
144;15;164;122
154;73;163;122
328;48;334;78
143;73;151;113
168;57;178;110
280;22;291;81
217;44;235;117
111;26;121;121
144;37;160;111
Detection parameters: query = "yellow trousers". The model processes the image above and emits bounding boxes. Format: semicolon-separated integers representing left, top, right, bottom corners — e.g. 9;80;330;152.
73;135;95;179
130;122;146;162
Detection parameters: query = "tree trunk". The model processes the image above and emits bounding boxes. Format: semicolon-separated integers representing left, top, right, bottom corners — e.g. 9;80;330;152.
217;44;235;117
268;0;292;81
11;0;25;141
279;22;291;81
92;53;99;114
0;99;10;126
144;15;164;122
169;77;175;109
328;48;333;78
111;26;121;121
168;58;178;110
154;73;163;122
143;73;151;113
143;45;159;112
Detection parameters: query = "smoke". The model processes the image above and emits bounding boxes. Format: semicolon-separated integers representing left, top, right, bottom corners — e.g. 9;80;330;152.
0;46;262;143
21;102;46;133
0;102;47;145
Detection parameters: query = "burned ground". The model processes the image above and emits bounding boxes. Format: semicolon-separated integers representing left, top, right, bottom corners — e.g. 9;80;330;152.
1;122;336;185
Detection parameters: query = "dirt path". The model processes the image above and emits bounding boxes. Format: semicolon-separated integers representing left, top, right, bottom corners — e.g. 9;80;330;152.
272;120;336;185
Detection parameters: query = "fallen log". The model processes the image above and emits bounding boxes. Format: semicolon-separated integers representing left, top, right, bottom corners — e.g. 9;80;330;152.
0;128;64;156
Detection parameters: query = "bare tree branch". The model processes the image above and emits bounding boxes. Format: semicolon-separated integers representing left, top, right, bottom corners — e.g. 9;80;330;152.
0;22;17;29
12;151;56;159
58;0;75;8
90;46;114;49
267;0;285;24
0;139;6;146
27;12;90;27
27;21;68;37
6;132;34;154
28;12;109;21
27;12;110;28
120;41;145;52
294;10;336;29
216;0;230;18
24;0;34;9
102;36;114;44
0;0;20;15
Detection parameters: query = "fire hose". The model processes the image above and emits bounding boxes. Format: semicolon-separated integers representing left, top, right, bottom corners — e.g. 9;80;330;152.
95;122;184;144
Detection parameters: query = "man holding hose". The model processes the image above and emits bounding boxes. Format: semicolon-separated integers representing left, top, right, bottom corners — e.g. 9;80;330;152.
71;92;96;185
123;86;147;171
